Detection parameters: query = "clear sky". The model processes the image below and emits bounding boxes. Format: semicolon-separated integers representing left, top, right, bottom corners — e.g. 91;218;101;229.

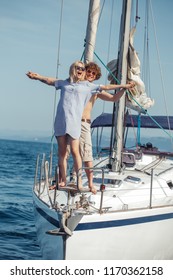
1;0;173;139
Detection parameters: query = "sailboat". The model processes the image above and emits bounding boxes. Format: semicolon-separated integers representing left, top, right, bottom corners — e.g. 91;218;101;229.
33;0;173;259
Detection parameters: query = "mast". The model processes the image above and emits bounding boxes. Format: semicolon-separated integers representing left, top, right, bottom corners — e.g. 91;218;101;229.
112;0;132;172
84;0;100;63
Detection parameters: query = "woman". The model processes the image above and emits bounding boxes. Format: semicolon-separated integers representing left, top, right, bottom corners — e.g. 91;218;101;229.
27;61;101;190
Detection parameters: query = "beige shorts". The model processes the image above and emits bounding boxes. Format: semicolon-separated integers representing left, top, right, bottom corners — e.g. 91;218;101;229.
80;121;93;162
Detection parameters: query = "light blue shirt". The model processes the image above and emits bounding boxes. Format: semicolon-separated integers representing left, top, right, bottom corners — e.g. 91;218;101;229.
54;79;100;139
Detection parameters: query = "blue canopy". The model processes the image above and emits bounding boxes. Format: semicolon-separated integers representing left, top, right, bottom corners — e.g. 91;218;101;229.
91;113;173;130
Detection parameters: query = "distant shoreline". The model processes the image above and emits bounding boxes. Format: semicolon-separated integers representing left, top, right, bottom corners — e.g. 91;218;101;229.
0;136;173;153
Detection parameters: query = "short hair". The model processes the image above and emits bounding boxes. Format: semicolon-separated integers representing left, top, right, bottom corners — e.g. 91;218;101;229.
69;61;85;83
85;62;102;80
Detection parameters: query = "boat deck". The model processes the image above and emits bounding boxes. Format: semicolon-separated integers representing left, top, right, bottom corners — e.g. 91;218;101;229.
34;150;173;215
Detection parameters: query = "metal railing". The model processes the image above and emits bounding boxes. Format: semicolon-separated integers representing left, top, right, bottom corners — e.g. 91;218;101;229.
34;154;173;214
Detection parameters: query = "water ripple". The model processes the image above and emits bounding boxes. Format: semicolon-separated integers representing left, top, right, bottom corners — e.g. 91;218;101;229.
0;139;54;259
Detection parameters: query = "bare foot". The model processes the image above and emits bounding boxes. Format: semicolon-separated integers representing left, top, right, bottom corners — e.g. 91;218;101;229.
49;184;56;190
59;182;66;188
89;186;97;194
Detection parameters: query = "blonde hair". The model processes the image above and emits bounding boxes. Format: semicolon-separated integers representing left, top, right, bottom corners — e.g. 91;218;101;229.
69;61;85;83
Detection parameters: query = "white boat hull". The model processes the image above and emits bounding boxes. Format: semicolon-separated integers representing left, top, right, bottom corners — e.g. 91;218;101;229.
33;185;173;259
65;207;173;260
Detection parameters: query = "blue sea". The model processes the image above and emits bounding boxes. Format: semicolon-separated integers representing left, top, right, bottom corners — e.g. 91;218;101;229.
0;138;58;260
0;137;173;260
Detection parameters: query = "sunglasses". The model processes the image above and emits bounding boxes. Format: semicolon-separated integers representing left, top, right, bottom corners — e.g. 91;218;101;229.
75;66;86;72
86;69;96;76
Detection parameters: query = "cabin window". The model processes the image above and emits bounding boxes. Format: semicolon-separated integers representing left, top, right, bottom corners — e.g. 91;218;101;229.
167;181;173;189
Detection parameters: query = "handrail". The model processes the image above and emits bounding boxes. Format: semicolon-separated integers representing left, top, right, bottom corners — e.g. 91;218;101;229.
33;154;173;214
122;151;136;166
149;168;154;208
38;153;45;196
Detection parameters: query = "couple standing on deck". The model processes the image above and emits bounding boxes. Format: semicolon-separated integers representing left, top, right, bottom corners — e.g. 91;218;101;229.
26;61;135;193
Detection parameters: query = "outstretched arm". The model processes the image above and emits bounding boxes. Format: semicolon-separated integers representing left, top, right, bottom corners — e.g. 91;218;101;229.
100;81;135;91
26;71;57;86
97;88;126;102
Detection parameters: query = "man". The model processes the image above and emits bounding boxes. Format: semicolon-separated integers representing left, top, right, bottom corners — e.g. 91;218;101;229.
71;62;135;194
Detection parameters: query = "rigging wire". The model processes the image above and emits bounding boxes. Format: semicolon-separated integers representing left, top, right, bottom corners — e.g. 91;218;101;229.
49;0;64;176
149;0;172;140
142;0;151;96
135;0;140;24
99;0;115;149
103;0;114;112
98;0;105;25
52;0;64;131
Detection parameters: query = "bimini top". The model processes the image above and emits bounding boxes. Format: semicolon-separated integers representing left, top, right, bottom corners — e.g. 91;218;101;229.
91;113;173;130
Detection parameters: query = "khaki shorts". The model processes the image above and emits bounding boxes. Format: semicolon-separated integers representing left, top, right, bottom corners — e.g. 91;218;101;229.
80;121;93;162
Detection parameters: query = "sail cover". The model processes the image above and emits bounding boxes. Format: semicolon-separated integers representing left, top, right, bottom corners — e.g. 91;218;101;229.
91;113;173;130
126;27;154;111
